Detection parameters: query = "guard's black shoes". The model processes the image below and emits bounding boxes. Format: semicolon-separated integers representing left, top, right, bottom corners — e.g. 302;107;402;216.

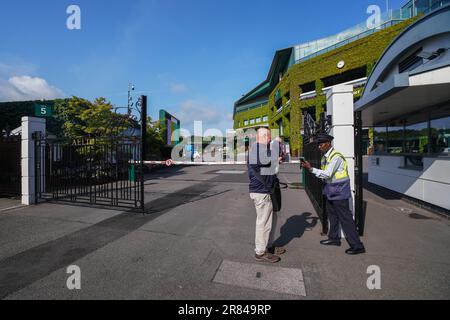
320;239;341;246
345;247;366;255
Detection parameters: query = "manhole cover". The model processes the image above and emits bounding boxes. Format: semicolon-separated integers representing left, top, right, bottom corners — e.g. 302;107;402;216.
213;260;306;296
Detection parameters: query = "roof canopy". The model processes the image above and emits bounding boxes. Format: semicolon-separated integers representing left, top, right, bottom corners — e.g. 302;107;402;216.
355;5;450;126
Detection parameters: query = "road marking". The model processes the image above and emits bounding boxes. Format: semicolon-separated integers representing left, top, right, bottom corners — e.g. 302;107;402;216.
0;204;26;213
142;160;301;166
215;170;246;174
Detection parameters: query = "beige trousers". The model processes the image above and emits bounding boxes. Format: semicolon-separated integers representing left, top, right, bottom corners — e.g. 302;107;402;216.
250;193;278;255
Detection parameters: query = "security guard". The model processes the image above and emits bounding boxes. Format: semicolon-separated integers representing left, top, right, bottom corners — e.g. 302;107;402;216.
301;133;366;255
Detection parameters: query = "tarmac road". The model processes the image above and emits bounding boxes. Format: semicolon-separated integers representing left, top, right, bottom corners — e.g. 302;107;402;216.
0;164;449;299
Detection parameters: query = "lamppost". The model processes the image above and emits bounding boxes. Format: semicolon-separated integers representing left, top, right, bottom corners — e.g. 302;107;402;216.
127;83;135;116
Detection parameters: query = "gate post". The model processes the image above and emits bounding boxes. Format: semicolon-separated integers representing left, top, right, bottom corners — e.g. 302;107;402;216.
326;85;356;235
21;117;46;205
140;95;147;213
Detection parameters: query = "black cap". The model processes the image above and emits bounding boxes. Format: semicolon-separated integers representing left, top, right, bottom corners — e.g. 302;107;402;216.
316;133;334;143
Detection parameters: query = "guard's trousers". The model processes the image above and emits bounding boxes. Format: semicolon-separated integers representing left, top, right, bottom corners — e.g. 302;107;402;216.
326;199;364;249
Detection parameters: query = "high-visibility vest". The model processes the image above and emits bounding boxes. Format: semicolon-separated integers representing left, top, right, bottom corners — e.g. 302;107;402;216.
321;149;351;200
321;149;350;183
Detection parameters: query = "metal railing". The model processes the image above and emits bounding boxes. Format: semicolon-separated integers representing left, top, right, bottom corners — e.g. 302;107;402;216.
34;134;144;212
302;112;332;234
296;20;404;64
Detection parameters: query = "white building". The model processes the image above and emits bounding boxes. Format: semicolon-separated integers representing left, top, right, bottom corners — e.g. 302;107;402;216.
355;5;450;211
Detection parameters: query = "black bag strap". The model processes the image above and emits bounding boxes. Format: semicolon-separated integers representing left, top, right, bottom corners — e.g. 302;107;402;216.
248;144;287;193
248;164;274;194
279;182;288;189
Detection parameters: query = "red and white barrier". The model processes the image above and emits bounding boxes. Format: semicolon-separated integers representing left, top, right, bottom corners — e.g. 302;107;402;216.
141;160;301;167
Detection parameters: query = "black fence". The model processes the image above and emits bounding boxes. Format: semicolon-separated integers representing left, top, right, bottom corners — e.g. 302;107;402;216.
302;111;365;236
302;112;329;235
354;111;366;236
0;136;21;196
34;134;144;212
303;139;328;235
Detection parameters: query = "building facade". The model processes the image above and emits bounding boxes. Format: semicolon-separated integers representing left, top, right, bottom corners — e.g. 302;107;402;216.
355;4;450;211
233;0;448;157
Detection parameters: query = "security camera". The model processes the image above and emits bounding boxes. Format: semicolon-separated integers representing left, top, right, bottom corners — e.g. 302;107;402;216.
131;85;135;91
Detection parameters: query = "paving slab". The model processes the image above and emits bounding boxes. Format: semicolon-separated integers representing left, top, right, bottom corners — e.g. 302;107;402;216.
213;260;306;297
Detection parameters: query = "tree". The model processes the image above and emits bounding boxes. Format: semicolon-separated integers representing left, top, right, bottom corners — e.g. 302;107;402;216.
55;96;130;140
145;118;166;160
0;100;65;137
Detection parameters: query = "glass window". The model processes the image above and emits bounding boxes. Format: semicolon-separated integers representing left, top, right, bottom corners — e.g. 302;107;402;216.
244;120;249;126
262;116;268;122
416;0;431;14
404;121;428;154
256;118;261;124
430;116;450;154
249;119;255;125
387;126;404;154
373;127;387;154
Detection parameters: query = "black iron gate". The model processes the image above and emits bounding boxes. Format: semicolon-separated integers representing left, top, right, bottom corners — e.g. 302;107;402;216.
34;95;147;212
34;135;144;211
302;112;330;235
302;111;365;236
0;135;21;196
354;111;366;236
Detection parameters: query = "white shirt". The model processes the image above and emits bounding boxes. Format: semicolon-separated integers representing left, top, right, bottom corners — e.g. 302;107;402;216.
310;148;345;181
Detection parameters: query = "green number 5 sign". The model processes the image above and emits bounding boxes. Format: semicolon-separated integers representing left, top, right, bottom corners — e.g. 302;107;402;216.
35;104;53;117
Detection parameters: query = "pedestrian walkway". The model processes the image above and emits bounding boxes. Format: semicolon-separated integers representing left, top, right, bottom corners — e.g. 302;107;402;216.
0;197;24;213
0;164;448;299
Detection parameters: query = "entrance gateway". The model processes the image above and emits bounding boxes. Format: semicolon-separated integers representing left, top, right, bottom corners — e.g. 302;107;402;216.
302;109;365;236
33;96;148;212
34;134;144;211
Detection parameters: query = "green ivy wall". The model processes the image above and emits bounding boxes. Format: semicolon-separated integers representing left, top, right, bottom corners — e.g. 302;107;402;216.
234;17;416;157
233;104;270;129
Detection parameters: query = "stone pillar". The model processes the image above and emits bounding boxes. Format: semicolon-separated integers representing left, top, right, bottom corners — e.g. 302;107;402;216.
326;85;356;235
21;117;46;205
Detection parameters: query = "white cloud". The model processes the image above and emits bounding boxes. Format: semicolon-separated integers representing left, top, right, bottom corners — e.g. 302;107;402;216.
170;83;188;93
177;100;219;123
0;61;37;78
0;76;65;102
175;99;234;133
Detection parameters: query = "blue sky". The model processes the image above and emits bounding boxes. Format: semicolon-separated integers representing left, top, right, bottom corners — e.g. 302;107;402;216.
0;0;405;133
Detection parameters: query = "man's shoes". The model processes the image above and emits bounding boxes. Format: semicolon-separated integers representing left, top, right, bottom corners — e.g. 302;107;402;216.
345;247;366;255
268;246;286;256
320;239;341;246
255;252;281;263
